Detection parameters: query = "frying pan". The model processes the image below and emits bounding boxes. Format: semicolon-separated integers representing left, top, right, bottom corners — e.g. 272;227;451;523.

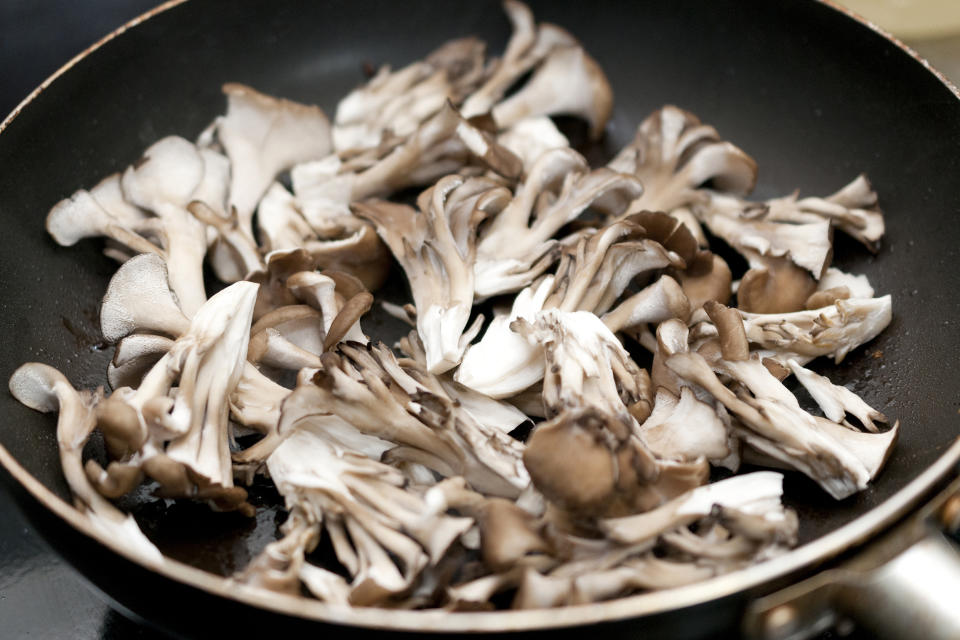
1;0;959;637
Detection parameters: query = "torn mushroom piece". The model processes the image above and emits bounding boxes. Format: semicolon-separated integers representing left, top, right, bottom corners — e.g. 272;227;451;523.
48;136;222;316
732;174;885;252
602;471;796;552
514;310;708;517
609;105;757;214
496;117;570;170
9;363;163;563
454;275;556;398
462;471;795;610
513;309;653;423
295;100;522;221
506;473;795;609
737;253;819;314
247;417;473;606
258;173;392;292
245;276;373;374
738;295;893;365
637;387;739;471
188;200;264;284
215;83;333;241
458;217;681;398
665;305;897;499
674;251;733;311
460;0;573;117
473;148;643;299
99;253;191;344
97;282;260;514
697;193;834;282
288;341;530;498
357;175;511;373
457;1;613;139
333;36;487;152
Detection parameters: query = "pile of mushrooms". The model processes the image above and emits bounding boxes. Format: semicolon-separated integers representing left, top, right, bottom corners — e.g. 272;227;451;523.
10;0;897;611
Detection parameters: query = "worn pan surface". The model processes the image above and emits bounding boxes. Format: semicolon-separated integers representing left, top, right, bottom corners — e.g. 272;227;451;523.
1;0;959;636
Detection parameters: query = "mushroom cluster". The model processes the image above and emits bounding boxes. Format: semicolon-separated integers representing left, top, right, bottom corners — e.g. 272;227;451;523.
10;0;897;611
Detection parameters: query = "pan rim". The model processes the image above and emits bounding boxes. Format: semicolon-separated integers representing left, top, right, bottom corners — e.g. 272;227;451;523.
4;438;958;631
2;0;959;631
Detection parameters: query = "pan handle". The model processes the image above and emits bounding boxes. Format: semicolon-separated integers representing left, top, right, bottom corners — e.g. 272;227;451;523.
744;485;960;640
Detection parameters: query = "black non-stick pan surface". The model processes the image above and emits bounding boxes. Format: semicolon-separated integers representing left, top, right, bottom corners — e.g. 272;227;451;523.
0;0;958;638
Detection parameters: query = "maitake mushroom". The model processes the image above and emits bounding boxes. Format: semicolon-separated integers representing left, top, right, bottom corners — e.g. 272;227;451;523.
11;0;901;614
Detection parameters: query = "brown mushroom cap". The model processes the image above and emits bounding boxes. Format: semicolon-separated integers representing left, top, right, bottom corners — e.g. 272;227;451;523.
805;286;851;310
478;499;550;572
737;256;817;314
704;300;749;361
677;251;732;309
523;409;618;514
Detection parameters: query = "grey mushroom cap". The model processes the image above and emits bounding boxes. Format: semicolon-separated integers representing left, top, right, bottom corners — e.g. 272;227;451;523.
100;253;190;343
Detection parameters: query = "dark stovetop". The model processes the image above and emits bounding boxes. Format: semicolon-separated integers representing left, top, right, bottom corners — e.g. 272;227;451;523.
0;4;171;638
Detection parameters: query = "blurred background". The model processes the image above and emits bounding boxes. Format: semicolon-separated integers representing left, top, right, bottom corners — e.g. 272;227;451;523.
836;0;960;81
0;1;959;638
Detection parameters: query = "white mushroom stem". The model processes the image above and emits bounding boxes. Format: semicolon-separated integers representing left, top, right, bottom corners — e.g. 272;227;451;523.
163;281;258;489
497;116;570;170
119;136;217;316
357;176;509;373
602;275;691;333
9;363;162;563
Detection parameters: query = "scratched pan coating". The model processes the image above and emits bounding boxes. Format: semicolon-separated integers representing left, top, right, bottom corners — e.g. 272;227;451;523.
0;0;958;637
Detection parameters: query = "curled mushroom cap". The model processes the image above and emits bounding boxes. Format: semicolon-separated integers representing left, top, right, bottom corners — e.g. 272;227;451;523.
119;136;221;316
638;387;736;469
749;174;885;251
289;341;530;498
665;341;897;500
523;407;626;515
455;275;555;398
250;415;475;606
46;173;151;249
